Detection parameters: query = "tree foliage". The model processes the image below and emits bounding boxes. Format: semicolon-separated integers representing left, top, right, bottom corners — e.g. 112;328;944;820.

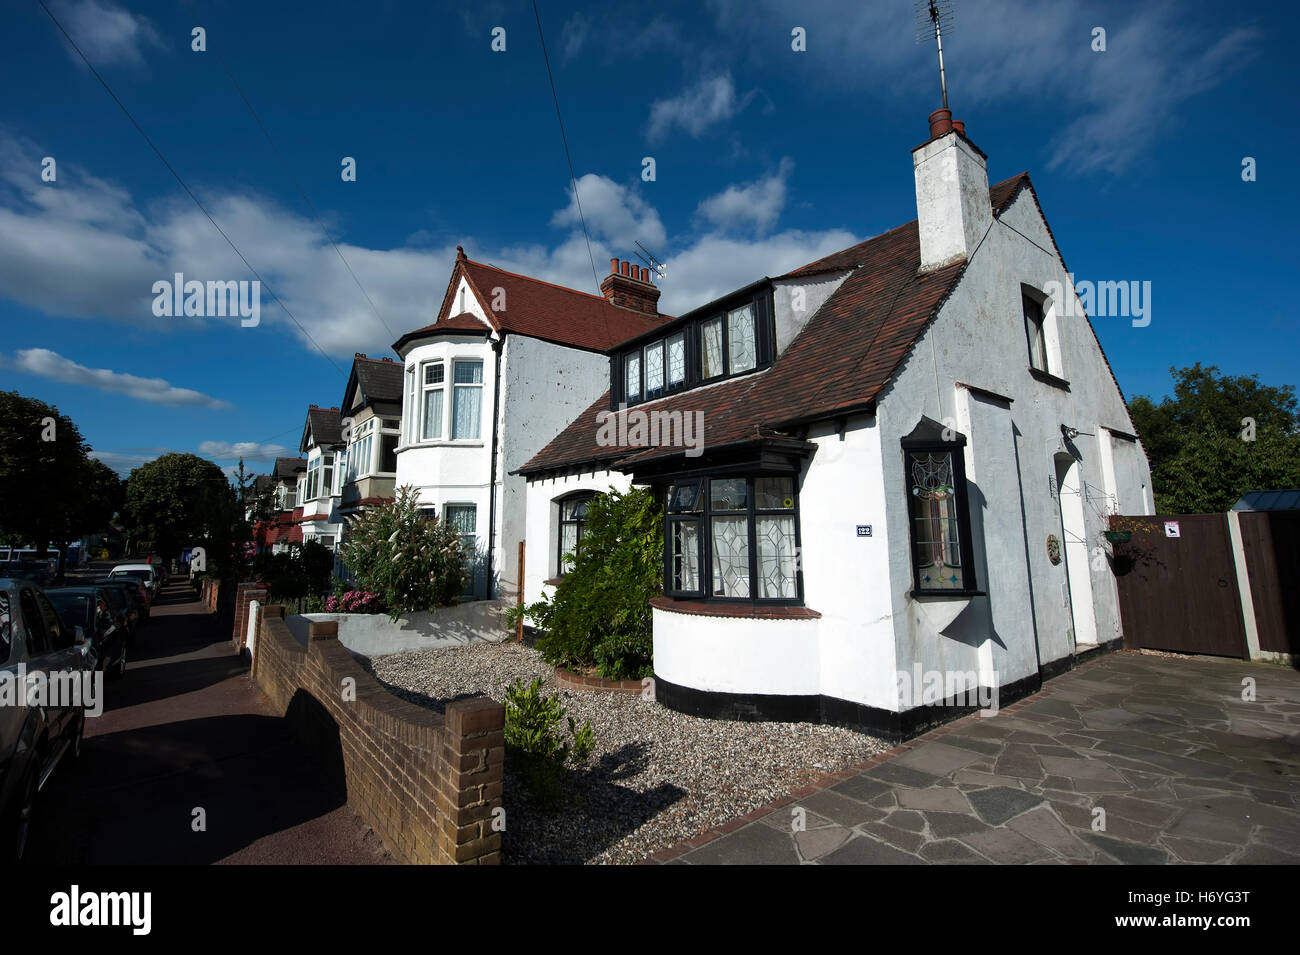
1128;364;1300;513
0;392;121;569
509;486;661;679
337;485;467;619
123;453;235;566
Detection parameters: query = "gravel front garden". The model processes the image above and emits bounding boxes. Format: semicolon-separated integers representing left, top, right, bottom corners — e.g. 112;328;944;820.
368;641;888;864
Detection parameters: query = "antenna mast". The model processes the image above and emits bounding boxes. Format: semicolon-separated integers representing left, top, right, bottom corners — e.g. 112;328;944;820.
633;241;667;284
916;0;955;109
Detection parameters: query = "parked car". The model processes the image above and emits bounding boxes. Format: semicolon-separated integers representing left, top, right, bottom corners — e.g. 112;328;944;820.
0;561;51;588
94;578;149;624
45;588;127;680
108;564;160;601
0;577;95;861
144;555;169;588
90;582;139;644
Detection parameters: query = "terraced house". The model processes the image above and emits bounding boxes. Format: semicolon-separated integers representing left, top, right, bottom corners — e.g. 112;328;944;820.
296;404;345;551
390;246;668;599
517;114;1154;739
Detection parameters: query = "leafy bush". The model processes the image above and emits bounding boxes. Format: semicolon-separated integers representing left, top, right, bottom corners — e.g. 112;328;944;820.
503;677;593;807
323;590;384;614
338;485;468;620
507;487;661;679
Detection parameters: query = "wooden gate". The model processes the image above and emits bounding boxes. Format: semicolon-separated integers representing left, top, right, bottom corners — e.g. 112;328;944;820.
1109;514;1249;658
1236;511;1300;655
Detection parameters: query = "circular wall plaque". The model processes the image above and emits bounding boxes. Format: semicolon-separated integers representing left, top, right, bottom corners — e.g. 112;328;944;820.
1046;534;1062;565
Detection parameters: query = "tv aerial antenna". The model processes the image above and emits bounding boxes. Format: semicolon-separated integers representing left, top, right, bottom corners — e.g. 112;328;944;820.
915;0;956;110
633;241;667;284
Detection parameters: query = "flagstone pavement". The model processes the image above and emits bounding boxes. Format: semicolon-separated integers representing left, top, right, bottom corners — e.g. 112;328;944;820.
646;652;1300;864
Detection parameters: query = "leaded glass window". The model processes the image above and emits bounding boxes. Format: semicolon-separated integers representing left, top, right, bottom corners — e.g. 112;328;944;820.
700;317;724;379
908;451;964;590
728;304;757;373
421;360;445;440
625;352;641;402
667;332;686;387
645;341;664;400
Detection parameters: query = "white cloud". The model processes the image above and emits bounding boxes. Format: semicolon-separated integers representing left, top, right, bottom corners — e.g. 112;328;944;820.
52;0;163;67
696;159;794;235
89;448;169;475
196;441;292;461
647;74;744;141
551;173;667;251
10;348;230;409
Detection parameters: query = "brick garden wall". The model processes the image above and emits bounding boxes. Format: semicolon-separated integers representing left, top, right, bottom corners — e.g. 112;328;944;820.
250;607;505;864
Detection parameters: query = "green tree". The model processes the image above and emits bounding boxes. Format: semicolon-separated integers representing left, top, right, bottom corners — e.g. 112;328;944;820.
509;486;661;679
338;485;467;618
1128;365;1300;513
0;391;100;567
123;453;235;566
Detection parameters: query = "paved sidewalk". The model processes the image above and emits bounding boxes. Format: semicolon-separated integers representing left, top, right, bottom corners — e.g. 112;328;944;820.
649;653;1300;864
27;582;391;864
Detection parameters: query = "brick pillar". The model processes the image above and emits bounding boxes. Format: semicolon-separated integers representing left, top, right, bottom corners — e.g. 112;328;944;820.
234;582;270;650
441;698;505;864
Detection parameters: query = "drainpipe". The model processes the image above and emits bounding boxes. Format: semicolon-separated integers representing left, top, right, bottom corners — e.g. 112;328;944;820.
486;335;503;600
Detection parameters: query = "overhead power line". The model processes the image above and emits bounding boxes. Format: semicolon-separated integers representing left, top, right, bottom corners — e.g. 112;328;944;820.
38;0;345;377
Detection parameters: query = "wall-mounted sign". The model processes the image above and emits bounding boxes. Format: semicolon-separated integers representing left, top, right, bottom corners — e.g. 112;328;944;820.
1164;521;1180;538
1046;534;1062;564
856;525;872;537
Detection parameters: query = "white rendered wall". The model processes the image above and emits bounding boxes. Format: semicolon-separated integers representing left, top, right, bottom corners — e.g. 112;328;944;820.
653;609;822;696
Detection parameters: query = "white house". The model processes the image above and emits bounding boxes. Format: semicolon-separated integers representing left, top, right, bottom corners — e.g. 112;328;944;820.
296;404;345;551
517;113;1153;739
391;246;667;600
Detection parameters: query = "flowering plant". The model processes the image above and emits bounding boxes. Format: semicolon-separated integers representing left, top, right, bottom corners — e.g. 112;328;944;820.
324;590;385;614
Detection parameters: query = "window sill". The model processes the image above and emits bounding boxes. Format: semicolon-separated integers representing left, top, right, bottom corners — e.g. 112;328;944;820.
650;596;821;620
543;577;564;586
1027;367;1071;391
397;440;485;451
909;590;986;601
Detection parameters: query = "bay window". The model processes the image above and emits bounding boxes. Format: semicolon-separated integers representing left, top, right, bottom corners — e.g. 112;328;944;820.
665;475;800;604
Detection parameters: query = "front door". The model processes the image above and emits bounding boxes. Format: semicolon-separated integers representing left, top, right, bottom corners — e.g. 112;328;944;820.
1055;454;1098;649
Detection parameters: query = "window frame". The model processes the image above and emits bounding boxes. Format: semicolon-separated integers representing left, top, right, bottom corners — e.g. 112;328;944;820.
450;359;485;440
1022;288;1049;374
419;359;446;441
615;288;774;409
901;434;980;598
662;474;803;606
555;491;596;577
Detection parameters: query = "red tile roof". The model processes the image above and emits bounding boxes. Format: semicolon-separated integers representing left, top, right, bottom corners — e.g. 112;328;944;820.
395;251;671;354
520;174;1039;475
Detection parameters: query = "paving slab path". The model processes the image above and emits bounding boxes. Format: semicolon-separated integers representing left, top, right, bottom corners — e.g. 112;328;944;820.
649;652;1300;865
25;581;391;864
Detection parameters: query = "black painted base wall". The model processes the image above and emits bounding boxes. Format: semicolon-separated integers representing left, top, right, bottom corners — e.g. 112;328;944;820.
655;639;1122;743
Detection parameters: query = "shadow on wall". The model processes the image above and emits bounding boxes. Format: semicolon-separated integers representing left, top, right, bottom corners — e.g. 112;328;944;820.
284;599;511;656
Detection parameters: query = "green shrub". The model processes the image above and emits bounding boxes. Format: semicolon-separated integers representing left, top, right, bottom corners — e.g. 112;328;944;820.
503;677;593;807
338;485;467;620
507;487;661;679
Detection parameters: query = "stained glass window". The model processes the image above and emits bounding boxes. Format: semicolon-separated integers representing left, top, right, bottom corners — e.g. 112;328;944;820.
908;451;964;590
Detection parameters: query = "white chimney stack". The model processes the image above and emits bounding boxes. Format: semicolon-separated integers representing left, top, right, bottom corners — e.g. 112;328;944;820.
912;112;992;273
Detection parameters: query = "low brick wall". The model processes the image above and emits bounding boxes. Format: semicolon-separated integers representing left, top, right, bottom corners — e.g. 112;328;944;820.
251;606;504;864
555;667;646;694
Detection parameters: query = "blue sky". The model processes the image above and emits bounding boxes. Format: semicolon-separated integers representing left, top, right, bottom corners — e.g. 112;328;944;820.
0;0;1294;480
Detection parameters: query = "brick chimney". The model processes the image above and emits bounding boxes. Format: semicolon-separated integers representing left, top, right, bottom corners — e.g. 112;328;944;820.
600;258;661;316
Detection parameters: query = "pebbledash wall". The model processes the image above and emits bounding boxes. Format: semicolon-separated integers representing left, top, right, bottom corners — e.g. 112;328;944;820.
248;603;505;864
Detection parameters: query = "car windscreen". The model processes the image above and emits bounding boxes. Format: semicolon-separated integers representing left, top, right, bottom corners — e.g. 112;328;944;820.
47;592;92;629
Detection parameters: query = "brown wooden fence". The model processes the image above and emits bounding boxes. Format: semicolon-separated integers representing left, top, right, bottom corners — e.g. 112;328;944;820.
1109;512;1298;660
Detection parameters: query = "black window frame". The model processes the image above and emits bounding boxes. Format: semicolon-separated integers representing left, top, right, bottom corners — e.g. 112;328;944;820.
614;288;775;409
662;474;803;606
555;491;596;577
901;432;980;598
